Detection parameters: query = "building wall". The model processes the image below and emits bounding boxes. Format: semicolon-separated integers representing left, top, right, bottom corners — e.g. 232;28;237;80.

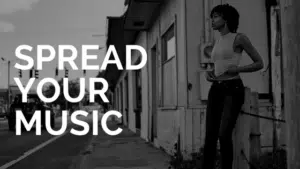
113;30;149;136
114;71;132;130
121;74;129;126
127;70;136;132
111;0;281;158
111;0;187;153
146;0;188;154
280;1;300;168
134;32;149;140
186;0;206;105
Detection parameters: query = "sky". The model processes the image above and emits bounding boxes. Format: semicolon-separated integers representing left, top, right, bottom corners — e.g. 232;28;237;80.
0;0;125;89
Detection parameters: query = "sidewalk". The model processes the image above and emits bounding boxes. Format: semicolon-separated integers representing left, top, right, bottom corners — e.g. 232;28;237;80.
79;121;170;169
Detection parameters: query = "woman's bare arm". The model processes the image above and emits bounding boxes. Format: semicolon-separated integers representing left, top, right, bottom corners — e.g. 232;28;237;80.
236;33;264;73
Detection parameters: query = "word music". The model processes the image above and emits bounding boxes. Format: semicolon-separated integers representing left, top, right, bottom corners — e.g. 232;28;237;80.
16;110;122;136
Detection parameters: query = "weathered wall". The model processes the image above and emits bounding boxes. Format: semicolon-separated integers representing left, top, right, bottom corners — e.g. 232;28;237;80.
111;0;282;160
280;0;300;168
136;32;149;141
156;108;181;154
186;0;205;105
130;31;148;137
127;70;136;132
145;0;186;153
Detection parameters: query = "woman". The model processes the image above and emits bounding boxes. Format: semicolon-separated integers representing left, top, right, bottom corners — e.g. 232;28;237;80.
202;4;264;169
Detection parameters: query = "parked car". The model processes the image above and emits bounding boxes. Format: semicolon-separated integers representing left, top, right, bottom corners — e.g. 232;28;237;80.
7;94;55;131
0;106;6;118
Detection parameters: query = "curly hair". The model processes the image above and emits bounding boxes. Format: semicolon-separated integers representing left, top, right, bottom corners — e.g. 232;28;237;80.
210;4;240;33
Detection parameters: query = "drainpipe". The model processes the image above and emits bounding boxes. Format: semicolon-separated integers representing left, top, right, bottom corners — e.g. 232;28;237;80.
202;0;206;44
183;0;188;107
204;0;210;43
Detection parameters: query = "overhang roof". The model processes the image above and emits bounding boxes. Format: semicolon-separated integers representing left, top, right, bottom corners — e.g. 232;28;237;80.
104;0;164;90
124;0;163;31
104;17;125;90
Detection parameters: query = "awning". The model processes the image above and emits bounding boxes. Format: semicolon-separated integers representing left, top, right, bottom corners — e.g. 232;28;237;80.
104;0;164;90
104;17;126;90
124;0;163;31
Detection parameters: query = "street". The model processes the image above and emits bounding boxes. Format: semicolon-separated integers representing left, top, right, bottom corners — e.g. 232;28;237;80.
0;115;95;169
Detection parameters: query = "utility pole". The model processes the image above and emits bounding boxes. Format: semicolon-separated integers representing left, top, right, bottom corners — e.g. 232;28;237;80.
280;0;300;168
7;61;10;110
65;68;68;113
1;58;11;110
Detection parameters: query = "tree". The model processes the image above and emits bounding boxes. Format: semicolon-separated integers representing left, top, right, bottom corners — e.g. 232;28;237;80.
94;71;106;104
43;78;82;109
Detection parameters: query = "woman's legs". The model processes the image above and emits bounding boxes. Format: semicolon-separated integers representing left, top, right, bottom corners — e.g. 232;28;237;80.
219;84;245;169
202;84;224;169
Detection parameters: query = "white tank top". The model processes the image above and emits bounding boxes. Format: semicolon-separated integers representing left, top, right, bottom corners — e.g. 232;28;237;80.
211;33;242;77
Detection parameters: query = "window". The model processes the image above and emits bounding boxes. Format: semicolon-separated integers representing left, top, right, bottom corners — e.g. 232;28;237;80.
162;25;175;62
167;37;176;59
161;24;177;107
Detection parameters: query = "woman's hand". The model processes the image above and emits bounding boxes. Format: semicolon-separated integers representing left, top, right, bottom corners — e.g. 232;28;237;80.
225;65;240;76
234;33;264;72
204;45;213;59
205;71;216;82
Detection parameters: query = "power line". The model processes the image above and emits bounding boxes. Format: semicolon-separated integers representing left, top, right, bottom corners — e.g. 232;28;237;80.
92;34;106;37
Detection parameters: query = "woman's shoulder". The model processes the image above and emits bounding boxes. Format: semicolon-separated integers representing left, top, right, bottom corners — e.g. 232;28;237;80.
237;32;251;39
234;32;251;45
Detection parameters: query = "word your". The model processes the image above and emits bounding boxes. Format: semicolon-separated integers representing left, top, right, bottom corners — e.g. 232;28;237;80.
16;110;122;136
14;45;147;71
14;77;108;103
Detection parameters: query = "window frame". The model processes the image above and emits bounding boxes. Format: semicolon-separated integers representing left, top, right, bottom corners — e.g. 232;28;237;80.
160;21;178;108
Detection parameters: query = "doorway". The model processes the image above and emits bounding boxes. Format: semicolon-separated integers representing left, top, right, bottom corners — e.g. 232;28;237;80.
134;58;142;132
124;76;129;125
150;45;158;142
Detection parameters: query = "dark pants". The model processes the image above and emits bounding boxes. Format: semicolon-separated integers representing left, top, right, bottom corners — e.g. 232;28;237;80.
202;78;245;169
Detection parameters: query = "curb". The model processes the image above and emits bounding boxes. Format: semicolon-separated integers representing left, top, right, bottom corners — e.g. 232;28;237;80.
72;114;103;169
68;134;97;169
78;135;97;169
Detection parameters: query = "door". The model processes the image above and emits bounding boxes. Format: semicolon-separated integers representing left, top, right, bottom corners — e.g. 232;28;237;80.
120;82;123;124
134;59;142;131
151;45;158;142
125;76;129;125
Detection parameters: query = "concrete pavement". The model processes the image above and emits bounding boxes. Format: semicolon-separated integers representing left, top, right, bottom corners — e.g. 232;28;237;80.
0;112;170;169
0;113;97;169
79;121;170;169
